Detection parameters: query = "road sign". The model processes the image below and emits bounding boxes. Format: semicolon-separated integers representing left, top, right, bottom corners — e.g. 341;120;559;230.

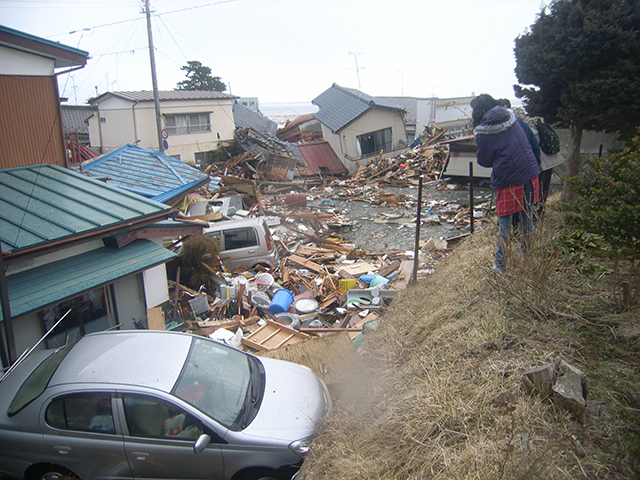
161;129;168;139
163;139;169;150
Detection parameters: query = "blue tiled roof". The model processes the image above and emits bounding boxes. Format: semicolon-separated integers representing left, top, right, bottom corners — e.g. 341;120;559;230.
0;164;172;253
312;83;405;133
79;144;210;204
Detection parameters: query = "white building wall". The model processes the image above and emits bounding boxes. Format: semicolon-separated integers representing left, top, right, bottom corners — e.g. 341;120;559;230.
321;110;407;174
88;97;236;164
143;262;170;309
339;110;406;160
113;274;146;330
0;45;54;75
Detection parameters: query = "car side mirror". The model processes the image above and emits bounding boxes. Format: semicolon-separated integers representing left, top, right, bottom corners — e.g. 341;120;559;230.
194;434;211;454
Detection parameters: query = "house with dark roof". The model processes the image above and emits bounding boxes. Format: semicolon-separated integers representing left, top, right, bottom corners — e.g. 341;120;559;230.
61;104;95;145
78;144;211;205
0;165;203;369
232;100;277;137
0;25;89;169
87;90;237;166
312;84;408;173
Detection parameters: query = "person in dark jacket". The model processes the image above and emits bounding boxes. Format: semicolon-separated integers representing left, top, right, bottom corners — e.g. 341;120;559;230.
471;94;541;271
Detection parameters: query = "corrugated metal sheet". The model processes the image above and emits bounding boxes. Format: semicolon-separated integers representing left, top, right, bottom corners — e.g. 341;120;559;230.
0;164;171;253
312;83;404;133
298;141;347;175
0;75;66;168
2;239;174;319
79;144;210;204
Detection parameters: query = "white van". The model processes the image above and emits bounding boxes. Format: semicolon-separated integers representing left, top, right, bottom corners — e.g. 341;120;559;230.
203;217;278;271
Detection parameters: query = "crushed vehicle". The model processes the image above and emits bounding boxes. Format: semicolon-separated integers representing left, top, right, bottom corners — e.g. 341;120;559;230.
0;330;331;480
202;217;279;271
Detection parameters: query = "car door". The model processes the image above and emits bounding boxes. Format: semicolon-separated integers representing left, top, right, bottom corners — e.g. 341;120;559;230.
220;226;259;270
120;393;225;480
40;391;132;479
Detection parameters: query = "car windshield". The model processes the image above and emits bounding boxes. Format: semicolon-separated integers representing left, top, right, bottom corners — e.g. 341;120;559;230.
7;342;75;416
173;337;263;430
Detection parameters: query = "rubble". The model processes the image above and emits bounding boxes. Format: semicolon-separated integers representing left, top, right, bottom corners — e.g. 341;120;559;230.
151;129;494;359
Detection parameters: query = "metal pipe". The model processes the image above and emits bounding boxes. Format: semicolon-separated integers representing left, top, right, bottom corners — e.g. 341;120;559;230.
411;175;424;285
469;161;474;234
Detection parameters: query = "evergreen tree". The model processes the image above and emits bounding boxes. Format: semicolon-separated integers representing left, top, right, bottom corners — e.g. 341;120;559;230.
176;60;226;92
514;0;640;199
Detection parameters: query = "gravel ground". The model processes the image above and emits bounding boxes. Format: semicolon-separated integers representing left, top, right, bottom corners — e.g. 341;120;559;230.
304;182;495;253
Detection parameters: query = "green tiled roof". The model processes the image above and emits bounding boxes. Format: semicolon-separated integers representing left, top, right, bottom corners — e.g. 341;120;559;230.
1;239;174;319
0;164;172;253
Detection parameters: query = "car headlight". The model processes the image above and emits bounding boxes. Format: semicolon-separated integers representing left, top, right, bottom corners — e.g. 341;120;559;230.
289;438;311;457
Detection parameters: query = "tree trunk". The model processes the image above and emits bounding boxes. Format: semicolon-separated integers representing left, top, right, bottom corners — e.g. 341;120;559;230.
561;124;583;202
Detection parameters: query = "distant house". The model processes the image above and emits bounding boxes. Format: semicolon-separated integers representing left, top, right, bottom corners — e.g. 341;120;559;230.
87;90;237;166
0;25;89;169
0;165;203;368
379;96;474;144
61;104;95;146
78;144;211;205
235;97;260;113
312;84;408;173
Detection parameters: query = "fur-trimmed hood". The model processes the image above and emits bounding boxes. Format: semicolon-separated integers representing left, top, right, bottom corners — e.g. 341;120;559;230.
474;106;516;136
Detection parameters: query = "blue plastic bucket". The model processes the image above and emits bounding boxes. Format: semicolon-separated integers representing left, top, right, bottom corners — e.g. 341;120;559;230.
268;289;294;315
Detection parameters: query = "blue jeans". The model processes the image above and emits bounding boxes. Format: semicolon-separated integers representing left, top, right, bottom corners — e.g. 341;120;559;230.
495;180;535;271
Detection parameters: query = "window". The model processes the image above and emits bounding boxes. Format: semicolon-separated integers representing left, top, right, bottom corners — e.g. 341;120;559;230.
42;287;112;349
100;117;106;123
194;152;207;167
357;127;393;156
165;113;211;135
46;393;115;434
123;394;204;439
8;343;74;416
224;227;258;251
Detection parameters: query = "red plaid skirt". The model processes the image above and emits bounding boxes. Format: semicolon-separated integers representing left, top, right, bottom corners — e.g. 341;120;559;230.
496;177;539;217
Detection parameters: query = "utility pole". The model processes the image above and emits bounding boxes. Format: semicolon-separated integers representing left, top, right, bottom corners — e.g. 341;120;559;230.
144;0;164;152
349;52;363;90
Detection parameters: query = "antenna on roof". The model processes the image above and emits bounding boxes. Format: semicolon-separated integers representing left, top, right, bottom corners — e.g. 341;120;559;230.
348;52;363;90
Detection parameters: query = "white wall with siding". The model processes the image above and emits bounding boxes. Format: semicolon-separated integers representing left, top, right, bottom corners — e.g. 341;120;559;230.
88;96;235;164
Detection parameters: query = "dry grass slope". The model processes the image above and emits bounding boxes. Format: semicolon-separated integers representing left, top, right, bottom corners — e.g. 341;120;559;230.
300;205;640;480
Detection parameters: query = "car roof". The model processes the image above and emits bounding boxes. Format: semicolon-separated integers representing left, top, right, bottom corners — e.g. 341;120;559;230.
203;216;265;233
49;330;193;392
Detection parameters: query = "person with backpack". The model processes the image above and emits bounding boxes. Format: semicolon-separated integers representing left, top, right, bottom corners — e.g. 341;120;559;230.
471;94;541;271
532;118;565;215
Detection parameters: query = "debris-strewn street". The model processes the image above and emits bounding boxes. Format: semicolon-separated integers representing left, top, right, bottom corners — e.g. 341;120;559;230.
161;138;495;385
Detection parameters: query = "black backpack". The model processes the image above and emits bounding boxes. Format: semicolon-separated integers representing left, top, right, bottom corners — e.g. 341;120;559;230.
536;119;560;155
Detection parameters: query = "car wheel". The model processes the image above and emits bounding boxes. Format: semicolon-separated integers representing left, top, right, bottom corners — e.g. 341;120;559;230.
28;465;76;480
235;468;282;480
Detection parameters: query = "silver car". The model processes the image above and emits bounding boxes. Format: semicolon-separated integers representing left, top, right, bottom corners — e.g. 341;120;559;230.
0;330;331;480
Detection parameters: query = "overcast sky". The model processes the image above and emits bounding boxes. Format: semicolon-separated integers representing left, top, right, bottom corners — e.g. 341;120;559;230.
1;0;545;106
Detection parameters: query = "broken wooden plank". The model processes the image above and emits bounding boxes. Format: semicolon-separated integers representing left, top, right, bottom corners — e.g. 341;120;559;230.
241;319;309;351
287;254;325;273
147;307;165;330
